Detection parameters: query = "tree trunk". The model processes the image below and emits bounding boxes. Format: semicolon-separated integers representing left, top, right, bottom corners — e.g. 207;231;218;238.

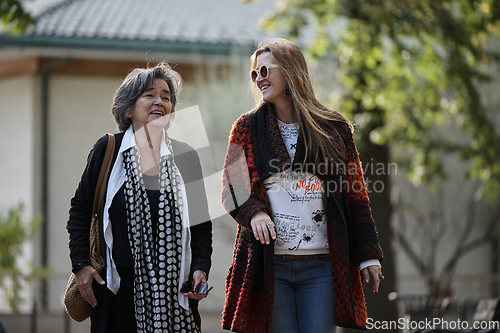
356;108;398;332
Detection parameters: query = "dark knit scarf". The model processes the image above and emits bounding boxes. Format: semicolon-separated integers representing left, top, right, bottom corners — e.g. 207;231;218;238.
123;137;199;333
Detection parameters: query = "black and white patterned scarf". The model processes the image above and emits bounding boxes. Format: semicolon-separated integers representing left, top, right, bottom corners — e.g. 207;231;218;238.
123;136;199;333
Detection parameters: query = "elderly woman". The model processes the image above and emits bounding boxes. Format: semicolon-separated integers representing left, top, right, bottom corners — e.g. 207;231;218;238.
67;63;212;333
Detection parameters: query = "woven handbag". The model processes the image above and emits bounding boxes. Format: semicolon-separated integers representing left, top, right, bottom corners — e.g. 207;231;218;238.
64;134;115;322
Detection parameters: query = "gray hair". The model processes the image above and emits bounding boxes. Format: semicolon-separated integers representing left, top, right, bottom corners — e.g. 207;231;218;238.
111;62;182;132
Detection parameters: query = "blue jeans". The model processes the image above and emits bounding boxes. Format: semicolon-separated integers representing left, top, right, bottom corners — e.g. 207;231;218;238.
269;254;337;333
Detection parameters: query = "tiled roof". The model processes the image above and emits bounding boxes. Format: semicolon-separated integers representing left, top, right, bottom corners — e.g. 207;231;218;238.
11;0;277;49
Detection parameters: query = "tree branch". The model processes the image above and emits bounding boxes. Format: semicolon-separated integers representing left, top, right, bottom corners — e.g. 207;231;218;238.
441;202;500;274
395;208;428;274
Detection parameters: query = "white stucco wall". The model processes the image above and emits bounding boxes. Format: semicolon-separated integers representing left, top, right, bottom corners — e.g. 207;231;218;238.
0;75;39;312
47;75;120;310
0;75;37;217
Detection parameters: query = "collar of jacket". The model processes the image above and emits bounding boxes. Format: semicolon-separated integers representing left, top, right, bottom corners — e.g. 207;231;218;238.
249;103;322;181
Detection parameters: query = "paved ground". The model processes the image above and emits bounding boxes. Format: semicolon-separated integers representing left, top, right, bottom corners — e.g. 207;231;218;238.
0;311;354;333
0;311;225;333
200;311;225;333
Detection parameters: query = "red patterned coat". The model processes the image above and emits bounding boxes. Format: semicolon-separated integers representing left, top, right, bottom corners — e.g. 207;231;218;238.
221;104;383;332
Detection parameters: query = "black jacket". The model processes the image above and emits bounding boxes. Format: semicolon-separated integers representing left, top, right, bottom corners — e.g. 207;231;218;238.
67;132;213;331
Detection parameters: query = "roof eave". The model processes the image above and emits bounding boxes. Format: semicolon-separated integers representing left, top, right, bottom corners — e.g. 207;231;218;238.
0;35;256;55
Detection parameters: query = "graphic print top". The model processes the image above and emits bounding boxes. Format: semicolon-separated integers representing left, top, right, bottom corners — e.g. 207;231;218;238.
264;120;329;255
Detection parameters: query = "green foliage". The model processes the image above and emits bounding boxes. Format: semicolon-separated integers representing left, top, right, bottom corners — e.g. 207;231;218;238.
0;0;35;34
0;203;44;313
256;0;500;201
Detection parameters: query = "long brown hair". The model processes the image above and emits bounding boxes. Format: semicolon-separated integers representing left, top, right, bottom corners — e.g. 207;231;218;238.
250;38;353;171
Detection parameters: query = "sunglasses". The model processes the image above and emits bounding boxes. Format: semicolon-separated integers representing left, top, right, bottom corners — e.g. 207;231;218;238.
250;64;280;82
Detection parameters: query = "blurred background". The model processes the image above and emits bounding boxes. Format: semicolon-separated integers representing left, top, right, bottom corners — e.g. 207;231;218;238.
0;0;499;332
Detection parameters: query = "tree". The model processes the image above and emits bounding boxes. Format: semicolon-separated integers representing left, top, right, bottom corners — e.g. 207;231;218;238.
0;0;35;34
250;0;500;329
0;204;46;313
394;164;500;294
256;0;500;206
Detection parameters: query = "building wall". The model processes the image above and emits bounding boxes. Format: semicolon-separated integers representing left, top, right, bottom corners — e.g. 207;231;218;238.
47;75;120;310
0;75;39;312
0;75;38;217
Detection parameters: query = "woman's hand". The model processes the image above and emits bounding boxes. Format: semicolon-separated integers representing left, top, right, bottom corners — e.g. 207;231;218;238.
361;265;382;293
75;265;106;307
250;210;276;245
184;270;210;301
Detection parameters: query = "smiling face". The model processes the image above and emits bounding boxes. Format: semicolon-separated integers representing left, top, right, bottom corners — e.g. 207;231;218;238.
128;78;172;130
254;51;289;107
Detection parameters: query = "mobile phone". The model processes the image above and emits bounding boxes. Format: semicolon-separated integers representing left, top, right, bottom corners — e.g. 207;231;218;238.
180;281;211;294
196;282;208;295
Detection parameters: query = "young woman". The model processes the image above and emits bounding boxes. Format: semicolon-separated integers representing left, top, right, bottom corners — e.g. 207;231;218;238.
221;38;383;333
